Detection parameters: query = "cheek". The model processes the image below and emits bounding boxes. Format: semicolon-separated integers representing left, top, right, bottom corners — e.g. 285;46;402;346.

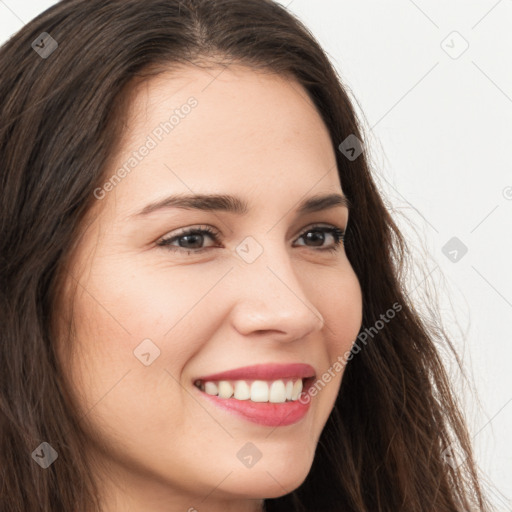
60;277;193;453
315;266;363;356
86;255;226;338
299;265;362;420
63;261;222;410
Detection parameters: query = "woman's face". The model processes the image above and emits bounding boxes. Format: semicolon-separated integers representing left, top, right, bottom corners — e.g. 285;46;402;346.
57;64;363;511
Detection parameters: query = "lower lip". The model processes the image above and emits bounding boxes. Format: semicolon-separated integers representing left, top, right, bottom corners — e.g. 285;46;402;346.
195;381;313;427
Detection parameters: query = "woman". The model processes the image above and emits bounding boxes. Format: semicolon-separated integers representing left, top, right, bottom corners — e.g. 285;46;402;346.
0;0;491;510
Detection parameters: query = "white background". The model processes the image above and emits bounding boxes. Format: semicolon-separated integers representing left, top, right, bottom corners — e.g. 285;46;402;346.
1;0;510;509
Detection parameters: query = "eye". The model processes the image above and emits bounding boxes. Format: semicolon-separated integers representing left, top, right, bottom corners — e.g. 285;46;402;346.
294;224;346;253
156;223;346;255
156;225;220;254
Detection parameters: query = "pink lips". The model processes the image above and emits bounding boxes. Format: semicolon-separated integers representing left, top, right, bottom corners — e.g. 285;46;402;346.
193;363;316;427
195;363;316;382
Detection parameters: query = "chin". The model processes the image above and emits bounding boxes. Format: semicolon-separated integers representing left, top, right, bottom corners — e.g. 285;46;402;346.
220;453;313;499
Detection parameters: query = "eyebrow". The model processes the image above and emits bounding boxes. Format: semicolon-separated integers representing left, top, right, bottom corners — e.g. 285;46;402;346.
130;192;351;218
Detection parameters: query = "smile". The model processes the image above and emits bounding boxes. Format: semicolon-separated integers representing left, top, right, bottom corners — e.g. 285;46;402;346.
191;363;317;427
194;377;306;403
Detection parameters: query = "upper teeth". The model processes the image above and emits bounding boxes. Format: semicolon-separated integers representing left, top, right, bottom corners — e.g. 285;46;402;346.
196;378;304;403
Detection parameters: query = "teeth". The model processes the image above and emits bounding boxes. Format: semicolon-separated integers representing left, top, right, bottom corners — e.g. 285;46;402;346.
291;379;303;400
218;381;234;399
234;380;251;400
285;380;293;400
197;378;306;403
251;380;269;402
204;381;218;396
269;380;287;403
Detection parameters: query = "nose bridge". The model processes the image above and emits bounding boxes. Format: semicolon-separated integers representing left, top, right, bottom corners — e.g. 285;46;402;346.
229;236;325;340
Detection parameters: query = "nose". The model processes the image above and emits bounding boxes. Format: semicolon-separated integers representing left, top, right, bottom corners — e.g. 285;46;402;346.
228;245;325;343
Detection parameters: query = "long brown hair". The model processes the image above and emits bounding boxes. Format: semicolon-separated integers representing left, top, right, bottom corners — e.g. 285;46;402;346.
0;0;490;510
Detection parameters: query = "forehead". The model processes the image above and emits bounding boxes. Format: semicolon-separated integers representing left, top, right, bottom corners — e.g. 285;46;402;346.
95;63;342;219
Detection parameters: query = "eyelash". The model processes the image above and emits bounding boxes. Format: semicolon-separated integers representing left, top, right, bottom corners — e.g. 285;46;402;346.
156;224;346;255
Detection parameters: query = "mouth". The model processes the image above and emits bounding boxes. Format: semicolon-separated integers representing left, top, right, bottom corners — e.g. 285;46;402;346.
193;376;314;403
191;363;316;427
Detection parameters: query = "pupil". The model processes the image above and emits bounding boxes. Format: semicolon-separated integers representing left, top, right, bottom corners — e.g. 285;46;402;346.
306;231;324;246
181;234;203;248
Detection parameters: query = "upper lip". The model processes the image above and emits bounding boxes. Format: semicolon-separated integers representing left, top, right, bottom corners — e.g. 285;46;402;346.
195;363;316;382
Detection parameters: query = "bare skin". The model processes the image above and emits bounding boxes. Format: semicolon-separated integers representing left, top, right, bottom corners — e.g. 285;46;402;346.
56;63;363;512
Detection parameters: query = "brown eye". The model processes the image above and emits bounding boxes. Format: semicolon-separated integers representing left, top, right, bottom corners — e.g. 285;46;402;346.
157;226;220;253
294;225;345;252
156;224;346;256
